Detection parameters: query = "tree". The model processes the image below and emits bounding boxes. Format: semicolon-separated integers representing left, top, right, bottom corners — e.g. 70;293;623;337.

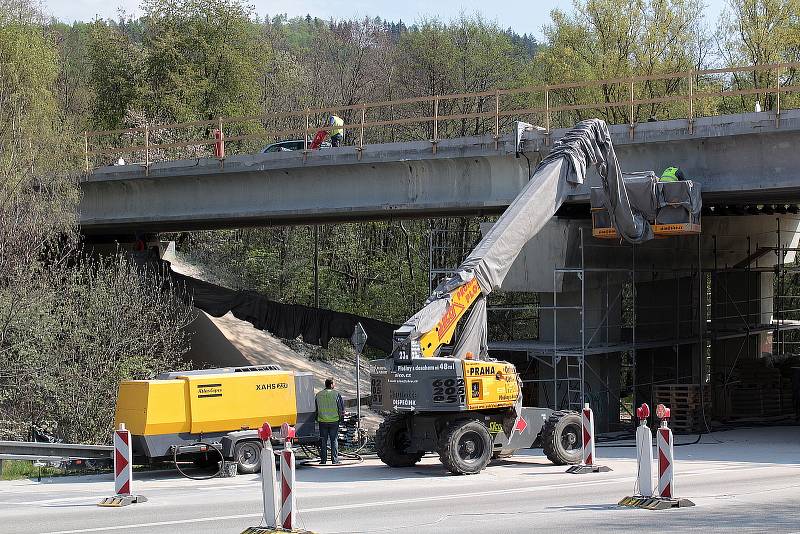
716;0;800;111
0;0;193;444
140;0;266;123
88;20;144;130
536;0;708;124
396;15;529;139
52;22;94;128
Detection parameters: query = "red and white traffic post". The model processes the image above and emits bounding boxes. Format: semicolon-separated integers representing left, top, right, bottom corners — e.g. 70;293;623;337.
619;403;695;510
656;404;675;498
279;423;297;530
567;403;611;473
583;404;595;466
98;423;147;507
114;424;132;496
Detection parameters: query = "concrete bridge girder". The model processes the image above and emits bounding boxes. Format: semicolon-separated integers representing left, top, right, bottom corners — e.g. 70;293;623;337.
80;150;530;233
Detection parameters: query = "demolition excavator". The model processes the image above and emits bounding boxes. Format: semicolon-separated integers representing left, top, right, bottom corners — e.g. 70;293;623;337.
371;119;702;474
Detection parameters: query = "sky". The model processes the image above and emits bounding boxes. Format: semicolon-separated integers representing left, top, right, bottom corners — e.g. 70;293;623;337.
43;0;727;39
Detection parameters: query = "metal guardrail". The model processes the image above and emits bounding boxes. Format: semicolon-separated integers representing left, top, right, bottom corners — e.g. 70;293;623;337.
0;441;113;462
83;62;800;172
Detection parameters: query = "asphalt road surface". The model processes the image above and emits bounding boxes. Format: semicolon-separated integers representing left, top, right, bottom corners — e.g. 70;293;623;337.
1;427;799;534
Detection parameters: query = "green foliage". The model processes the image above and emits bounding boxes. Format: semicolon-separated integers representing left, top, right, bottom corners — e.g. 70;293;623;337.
537;0;707;124
0;460;65;480
88;21;144;130
186;222;432;325
140;0;266;123
0;14;61;164
0;0;193;445
0;255;193;443
715;0;800;112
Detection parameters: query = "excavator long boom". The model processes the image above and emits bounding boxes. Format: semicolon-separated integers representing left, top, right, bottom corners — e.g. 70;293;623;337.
394;119;701;361
417;277;481;357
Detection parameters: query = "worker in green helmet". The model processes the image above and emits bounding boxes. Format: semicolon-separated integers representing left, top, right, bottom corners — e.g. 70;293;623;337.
660;166;685;182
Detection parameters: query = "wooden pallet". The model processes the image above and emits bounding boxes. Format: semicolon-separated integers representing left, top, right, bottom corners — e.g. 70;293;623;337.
652;384;710;433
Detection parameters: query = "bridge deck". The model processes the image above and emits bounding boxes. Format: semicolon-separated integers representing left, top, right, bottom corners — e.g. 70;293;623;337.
79;110;800;234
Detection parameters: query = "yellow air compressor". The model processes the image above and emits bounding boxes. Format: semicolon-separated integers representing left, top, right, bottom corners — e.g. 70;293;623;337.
114;365;317;474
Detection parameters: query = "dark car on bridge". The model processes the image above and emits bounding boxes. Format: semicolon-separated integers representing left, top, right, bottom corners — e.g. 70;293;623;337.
261;138;330;153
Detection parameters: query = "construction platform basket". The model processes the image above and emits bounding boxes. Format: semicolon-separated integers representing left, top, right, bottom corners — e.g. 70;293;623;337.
591;175;702;239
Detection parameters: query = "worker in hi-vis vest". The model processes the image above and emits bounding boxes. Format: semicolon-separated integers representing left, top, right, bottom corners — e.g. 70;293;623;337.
315;378;345;464
660;166;685;182
328;115;344;147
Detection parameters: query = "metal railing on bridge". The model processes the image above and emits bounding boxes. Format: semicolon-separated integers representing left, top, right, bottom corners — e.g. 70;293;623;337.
83;62;800;173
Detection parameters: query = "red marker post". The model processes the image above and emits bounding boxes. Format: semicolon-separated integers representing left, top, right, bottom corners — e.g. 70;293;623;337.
98;423;147;507
279;423;297;530
567;403;611;473
635;403;654;497
241;423;286;533
260;424;279;528
619;403;695;510
213;128;225;159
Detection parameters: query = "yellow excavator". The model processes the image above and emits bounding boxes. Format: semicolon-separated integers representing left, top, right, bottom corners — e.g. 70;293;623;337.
371;119;702;474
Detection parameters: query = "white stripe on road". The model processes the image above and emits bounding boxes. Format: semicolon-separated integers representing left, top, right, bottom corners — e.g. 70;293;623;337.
34;465;767;534
33;463;800;534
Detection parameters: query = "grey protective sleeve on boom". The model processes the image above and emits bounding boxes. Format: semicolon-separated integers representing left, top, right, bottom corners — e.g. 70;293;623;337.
400;119;667;360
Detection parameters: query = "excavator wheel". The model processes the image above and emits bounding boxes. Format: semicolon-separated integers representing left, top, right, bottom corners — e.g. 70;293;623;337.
376;413;424;467
438;419;493;475
541;410;582;465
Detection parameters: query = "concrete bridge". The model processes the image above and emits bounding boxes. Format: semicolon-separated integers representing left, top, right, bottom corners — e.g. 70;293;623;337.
79;109;800;234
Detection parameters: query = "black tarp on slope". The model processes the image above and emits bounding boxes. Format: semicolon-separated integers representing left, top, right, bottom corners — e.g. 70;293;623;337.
164;264;396;353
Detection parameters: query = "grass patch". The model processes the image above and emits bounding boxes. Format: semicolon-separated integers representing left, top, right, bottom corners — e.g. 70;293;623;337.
1;460;66;481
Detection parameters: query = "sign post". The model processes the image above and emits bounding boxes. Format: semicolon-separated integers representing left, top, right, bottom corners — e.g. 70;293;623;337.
350;323;368;436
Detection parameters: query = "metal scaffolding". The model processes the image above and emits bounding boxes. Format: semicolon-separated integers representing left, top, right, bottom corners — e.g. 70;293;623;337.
428;215;800;427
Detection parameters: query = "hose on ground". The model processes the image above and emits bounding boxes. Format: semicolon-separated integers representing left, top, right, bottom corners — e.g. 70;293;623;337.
171;442;225;480
294;432;370;466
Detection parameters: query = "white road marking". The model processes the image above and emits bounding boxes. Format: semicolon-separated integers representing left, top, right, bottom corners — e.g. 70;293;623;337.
36;465;788;534
26;465;800;534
